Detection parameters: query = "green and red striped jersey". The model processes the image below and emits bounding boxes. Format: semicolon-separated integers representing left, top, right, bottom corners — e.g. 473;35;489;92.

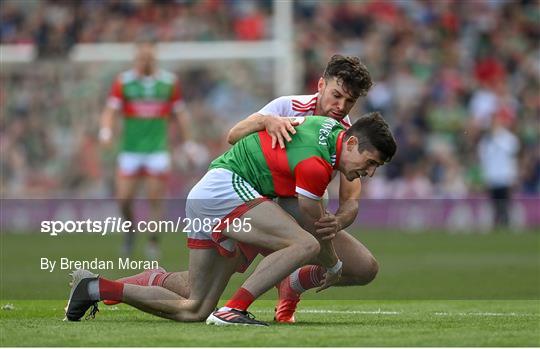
107;69;184;153
210;116;345;199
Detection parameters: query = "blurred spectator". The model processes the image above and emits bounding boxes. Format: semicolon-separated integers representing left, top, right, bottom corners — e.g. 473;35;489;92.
0;0;271;56
478;117;520;227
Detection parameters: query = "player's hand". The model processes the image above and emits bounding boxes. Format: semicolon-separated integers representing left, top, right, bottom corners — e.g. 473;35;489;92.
98;128;113;148
316;266;342;293
314;214;342;241
100;139;113;148
263;117;299;149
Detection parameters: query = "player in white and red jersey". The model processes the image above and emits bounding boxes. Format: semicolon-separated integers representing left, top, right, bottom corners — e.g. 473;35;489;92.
225;54;377;323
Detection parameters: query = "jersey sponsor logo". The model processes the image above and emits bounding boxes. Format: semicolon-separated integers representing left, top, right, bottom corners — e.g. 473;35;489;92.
292;96;317;112
318;118;338;146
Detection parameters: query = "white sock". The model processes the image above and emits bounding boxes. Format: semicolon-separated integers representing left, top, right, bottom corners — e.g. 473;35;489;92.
87;279;100;301
289;268;306;294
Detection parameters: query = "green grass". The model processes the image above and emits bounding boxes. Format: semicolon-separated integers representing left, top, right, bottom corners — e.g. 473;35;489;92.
1;300;539;346
1;230;539;346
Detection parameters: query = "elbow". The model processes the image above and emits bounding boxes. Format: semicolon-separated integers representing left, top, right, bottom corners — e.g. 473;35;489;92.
227;132;235;145
226;131;236;145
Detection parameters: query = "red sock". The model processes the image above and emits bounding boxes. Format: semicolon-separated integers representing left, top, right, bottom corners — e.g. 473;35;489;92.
297;265;325;291
99;278;124;301
151;272;173;287
224;287;255;311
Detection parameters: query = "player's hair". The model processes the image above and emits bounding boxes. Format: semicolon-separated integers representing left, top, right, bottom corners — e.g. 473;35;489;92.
345;112;397;163
323;54;373;99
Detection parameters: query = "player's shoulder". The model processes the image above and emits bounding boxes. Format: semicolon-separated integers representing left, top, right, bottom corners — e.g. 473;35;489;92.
117;69;137;84
340;115;352;128
288;93;318;112
156;69;178;84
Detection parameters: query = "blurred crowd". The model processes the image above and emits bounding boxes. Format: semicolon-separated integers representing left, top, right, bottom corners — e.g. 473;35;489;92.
1;0;539;200
0;0;272;56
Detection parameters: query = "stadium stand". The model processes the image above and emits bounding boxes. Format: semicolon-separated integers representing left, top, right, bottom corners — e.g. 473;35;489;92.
1;0;538;200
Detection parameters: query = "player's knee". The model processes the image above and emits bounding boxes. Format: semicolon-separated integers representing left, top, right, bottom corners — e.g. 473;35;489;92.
171;311;208;322
170;301;212;322
352;256;379;285
183;309;211;322
365;256;379;284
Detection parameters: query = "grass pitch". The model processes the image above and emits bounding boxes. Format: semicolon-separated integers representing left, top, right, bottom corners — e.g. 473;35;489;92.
1;300;539;346
1;230;539;346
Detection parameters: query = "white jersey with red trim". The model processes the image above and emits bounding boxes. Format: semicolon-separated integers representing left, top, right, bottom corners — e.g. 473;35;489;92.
257;93;352;129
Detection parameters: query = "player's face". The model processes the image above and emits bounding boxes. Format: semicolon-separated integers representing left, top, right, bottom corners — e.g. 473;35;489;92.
340;136;383;181
317;77;358;120
135;43;156;75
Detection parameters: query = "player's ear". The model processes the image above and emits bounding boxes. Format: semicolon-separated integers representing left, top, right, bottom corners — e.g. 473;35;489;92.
317;78;325;93
346;136;358;151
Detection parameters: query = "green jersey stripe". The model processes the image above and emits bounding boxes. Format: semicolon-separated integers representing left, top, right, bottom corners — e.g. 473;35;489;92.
232;174;249;202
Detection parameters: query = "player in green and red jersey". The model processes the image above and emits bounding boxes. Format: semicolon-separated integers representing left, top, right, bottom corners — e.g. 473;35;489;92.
65;112;396;326
98;40;190;259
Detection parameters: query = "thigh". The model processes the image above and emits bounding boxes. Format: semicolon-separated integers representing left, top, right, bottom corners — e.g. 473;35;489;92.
224;200;311;251
146;175;167;201
185;168;267;256
116;175;139;200
332;229;377;279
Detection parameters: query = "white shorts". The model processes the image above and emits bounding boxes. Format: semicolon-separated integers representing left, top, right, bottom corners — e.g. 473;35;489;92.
118;151;171;177
185;168;267;257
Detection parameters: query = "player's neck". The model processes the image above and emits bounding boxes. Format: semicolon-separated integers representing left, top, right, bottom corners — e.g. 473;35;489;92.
314;98;323;116
136;67;156;77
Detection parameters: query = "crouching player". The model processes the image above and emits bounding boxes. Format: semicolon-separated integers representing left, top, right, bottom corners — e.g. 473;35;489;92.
65;113;396;326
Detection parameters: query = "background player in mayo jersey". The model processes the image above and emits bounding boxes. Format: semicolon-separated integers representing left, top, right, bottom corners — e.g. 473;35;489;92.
227;54;378;322
65;113;397;326
98;39;190;259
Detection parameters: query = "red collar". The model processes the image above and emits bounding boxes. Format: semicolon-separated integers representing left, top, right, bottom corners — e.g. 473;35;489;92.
334;131;345;169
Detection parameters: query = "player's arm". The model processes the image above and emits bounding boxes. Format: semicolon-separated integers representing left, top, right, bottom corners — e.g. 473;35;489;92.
297;195;339;268
98;106;116;147
297;194;342;291
313;176;361;239
99;77;123;146
335;174;361;229
171;79;191;143
295;157;343;290
174;108;191;143
227;112;267;144
227;113;298;149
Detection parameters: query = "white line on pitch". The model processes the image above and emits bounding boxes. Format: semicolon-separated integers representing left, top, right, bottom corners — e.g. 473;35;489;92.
434;312;537;317
258;309;401;315
258;309;538;317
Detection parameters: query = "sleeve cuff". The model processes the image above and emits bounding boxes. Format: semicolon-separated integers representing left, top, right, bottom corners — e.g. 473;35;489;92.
295;187;322;200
